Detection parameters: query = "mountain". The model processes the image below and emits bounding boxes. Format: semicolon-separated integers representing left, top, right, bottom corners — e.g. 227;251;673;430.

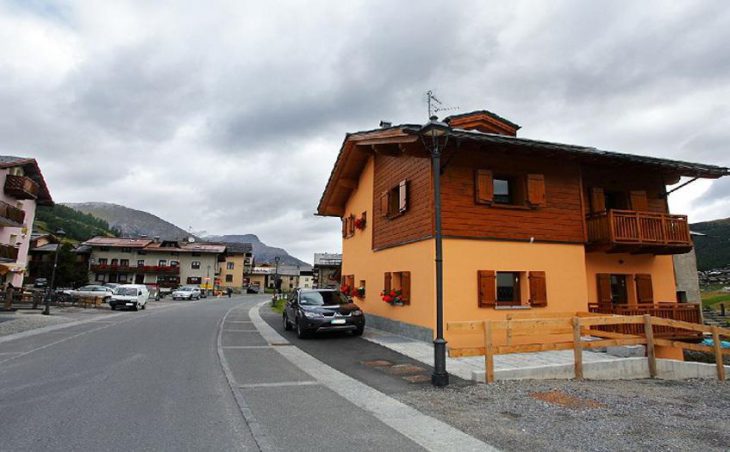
206;234;310;267
691;217;730;271
64;202;193;240
63;202;309;266
35;204;120;242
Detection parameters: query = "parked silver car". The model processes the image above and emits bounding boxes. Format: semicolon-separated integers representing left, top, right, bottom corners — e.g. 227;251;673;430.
171;286;201;300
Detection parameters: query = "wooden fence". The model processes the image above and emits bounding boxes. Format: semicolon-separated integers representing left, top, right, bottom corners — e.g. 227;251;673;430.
447;314;730;384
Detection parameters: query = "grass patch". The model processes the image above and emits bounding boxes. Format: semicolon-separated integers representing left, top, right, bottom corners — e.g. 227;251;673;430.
271;298;286;314
701;292;730;308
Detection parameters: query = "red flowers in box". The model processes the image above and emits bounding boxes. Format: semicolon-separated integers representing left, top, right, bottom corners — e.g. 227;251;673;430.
354;217;366;230
381;289;403;305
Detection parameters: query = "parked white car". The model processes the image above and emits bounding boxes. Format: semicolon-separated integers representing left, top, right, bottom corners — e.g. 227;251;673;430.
172;286;201;300
110;284;150;311
65;285;115;302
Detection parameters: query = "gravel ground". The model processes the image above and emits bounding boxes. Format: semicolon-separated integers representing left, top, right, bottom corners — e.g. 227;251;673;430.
395;379;729;451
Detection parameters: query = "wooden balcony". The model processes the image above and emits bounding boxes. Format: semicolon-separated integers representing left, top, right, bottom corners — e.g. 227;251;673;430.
0;243;19;262
588;302;702;340
90;264;180;275
586;209;692;254
4;175;39;200
0;200;25;227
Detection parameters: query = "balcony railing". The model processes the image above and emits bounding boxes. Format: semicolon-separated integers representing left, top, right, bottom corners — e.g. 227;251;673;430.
586;209;692;254
90;264;180;275
0;200;25;226
4;175;39;200
0;243;19;262
588;302;701;339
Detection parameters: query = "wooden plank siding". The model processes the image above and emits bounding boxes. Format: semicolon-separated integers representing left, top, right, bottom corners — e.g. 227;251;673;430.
372;153;434;250
440;150;585;243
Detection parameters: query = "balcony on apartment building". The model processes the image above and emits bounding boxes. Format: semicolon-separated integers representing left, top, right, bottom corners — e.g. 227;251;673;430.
90;264;181;275
586;209;692;254
4;175;39;200
0;243;19;263
0;200;25;227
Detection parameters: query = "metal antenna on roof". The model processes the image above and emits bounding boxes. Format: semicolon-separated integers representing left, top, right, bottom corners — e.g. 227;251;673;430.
426;90;459;118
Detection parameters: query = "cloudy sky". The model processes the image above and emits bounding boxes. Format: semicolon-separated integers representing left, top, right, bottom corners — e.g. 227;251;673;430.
1;0;729;262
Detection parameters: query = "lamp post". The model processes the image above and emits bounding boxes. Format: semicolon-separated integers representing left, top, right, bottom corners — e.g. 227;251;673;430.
419;115;451;387
274;256;281;297
42;228;66;316
206;264;211;295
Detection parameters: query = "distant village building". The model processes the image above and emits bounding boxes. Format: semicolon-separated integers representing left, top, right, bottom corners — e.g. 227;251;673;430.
312;252;341;289
83;237;227;290
0;156;53;287
218;242;254;290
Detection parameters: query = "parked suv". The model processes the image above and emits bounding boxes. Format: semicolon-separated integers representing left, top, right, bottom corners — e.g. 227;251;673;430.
283;289;365;338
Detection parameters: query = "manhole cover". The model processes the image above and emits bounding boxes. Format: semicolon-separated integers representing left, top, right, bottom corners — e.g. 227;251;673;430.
402;374;431;383
362;359;394;368
385;364;426;376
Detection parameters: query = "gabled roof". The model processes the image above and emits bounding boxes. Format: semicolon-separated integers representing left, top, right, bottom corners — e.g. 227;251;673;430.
317;114;729;217
83;237;152;248
0;155;53;205
222;242;253;254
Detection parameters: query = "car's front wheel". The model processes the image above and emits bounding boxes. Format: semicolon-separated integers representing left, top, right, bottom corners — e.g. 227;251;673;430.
110;304;116;311
296;318;309;339
132;303;139;311
141;303;146;310
352;326;364;336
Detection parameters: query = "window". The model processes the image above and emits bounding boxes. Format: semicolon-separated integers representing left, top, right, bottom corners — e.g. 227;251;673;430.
120;259;129;267
119;274;128;283
191;261;201;269
111;259;118;266
95;273;106;282
138;250;147;255
137;260;145;267
187;277;202;284
382;271;411;305
227;262;234;270
379;180;408;218
121;247;132;253
475;170;545;208
478;270;547;308
496;272;520;303
192;252;201;257
100;247;110;252
98;258;108;265
158;260;167;267
610;275;628;304
170;260;179;267
225;275;233;282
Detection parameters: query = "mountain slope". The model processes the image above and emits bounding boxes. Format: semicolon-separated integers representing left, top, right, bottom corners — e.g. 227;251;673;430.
206;234;310;266
691;217;730;271
35;204;120;242
64;202;192;240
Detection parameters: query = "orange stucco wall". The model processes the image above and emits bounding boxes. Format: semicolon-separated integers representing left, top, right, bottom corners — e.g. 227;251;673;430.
341;156;435;331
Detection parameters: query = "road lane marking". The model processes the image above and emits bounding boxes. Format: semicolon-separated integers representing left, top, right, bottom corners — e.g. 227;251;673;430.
250;301;496;452
223;329;259;333
222;345;271;349
238;381;319;388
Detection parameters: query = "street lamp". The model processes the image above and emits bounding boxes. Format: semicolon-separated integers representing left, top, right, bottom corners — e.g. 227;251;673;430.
206;264;211;295
419;115;451;387
42;228;66;315
274;256;281;297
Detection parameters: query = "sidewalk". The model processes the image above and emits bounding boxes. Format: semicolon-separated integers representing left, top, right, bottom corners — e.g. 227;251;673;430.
239;300;492;452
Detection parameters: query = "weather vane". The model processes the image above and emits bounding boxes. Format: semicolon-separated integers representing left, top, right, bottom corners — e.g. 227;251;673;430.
426;90;459;118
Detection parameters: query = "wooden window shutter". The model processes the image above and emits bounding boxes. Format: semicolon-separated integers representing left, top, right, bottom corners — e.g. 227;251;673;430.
475;170;494;205
348;214;356;236
398;180;408;213
528;271;547;307
477;270;496;308
380;191;389;218
596;273;612;306
590;187;606;214
341;217;347;238
635;274;654;304
630;190;649;211
527;174;546;207
384;272;392;293
400;271;411;305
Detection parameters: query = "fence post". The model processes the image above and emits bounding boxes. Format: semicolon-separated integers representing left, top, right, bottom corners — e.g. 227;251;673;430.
483;320;494;384
643;314;657;378
711;326;726;381
572;317;583;380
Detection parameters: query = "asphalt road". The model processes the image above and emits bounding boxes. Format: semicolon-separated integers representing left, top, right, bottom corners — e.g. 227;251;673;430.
0;295;430;452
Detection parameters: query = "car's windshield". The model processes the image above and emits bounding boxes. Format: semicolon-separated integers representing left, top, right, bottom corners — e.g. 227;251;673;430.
78;286;95;291
115;288;138;296
178;287;192;292
299;291;349;306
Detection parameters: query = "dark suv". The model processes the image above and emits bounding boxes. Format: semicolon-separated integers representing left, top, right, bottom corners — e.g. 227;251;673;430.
283;289;365;338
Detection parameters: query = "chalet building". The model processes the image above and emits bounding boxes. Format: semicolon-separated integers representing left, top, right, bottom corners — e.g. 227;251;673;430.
312;252;342;289
0;156;53;287
219;242;254;289
83;237;226;289
317;109;729;352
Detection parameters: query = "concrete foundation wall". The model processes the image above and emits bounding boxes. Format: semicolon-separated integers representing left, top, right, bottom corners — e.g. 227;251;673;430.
365;313;433;343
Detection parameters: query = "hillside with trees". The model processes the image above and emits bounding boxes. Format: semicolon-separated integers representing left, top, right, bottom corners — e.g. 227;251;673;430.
35;204;120;242
691;217;730;271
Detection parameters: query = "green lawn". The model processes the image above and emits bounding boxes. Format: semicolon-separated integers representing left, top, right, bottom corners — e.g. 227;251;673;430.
271;298;286;314
701;292;730;308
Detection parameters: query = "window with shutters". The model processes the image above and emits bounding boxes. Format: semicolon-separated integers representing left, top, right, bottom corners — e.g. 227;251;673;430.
382;271;411;305
380;180;408;219
475;170;545;208
478;270;548;308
